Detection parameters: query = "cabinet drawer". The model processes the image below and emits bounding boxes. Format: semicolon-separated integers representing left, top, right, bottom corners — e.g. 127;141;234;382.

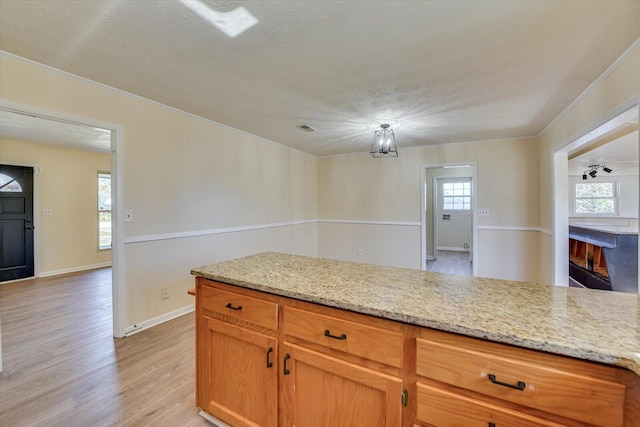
201;286;278;331
283;306;403;368
416;383;566;427
416;333;625;427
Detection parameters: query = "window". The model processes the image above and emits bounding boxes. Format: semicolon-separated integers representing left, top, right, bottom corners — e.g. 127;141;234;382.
98;172;112;250
574;181;617;215
442;181;471;210
0;173;23;192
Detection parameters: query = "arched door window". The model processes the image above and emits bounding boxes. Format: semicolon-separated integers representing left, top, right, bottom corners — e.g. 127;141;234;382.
0;173;23;192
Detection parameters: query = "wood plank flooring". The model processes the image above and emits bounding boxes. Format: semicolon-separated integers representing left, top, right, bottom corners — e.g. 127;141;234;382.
426;250;472;276
0;268;209;427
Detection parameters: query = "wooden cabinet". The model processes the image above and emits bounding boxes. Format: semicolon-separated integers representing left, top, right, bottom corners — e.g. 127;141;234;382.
196;278;406;426
200;318;278;427
414;329;633;427
196;277;639;427
280;342;403;426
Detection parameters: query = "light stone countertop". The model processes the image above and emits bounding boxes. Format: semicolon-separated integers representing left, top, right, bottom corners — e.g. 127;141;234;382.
191;252;640;375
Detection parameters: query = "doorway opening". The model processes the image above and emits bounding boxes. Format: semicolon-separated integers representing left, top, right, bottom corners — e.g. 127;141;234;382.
0;100;126;337
421;163;477;276
552;104;639;292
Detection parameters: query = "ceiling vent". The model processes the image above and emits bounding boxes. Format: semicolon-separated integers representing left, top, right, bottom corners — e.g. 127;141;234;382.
299;124;317;132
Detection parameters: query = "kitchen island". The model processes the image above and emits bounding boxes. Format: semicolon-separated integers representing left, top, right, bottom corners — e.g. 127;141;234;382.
192;252;640;426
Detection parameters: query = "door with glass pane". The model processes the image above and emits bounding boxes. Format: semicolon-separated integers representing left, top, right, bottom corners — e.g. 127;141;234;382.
436;177;472;260
0;164;35;281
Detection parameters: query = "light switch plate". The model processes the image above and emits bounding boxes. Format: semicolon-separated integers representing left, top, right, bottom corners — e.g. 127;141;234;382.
125;209;134;222
478;209;490;216
43;209;52;215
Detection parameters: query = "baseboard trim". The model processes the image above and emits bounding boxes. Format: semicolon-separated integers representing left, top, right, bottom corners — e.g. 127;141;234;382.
125;304;195;337
38;262;112;278
436;246;469;252
199;410;231;427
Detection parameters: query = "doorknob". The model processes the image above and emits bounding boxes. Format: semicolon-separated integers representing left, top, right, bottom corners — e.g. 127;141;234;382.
25;225;35;230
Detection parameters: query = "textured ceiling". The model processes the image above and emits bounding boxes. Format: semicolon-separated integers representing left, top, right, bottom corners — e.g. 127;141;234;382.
0;109;111;153
0;0;639;156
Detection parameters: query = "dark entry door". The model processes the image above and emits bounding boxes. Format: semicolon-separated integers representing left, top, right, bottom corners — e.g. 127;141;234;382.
0;164;35;281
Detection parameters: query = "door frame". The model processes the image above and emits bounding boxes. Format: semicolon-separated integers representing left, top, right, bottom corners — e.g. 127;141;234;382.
0;98;126;338
421;162;478;275
551;101;639;287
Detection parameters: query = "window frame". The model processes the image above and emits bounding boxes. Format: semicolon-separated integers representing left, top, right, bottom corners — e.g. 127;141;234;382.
441;180;472;211
571;179;619;217
98;171;112;251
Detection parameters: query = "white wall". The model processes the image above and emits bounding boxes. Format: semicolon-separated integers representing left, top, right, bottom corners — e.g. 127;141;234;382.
0;54;318;328
538;46;640;285
318;138;541;282
0;139;112;275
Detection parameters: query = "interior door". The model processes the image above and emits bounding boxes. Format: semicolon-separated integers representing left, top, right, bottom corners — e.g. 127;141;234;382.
0;164;34;281
437;177;472;255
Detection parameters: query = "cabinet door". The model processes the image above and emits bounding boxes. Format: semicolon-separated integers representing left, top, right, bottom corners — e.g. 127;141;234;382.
280;342;403;427
201;318;278;427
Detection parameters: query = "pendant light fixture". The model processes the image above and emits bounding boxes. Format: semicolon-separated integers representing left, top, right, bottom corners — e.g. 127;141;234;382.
370;124;398;158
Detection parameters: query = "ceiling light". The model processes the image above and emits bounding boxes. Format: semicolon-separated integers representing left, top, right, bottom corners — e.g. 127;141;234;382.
370;124;398;158
179;0;258;38
582;164;613;179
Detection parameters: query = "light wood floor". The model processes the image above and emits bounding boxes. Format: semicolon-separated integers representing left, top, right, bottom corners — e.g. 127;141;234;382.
0;268;210;427
426;250;472;276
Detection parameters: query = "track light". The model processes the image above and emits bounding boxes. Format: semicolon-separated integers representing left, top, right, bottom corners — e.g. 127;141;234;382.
582;165;613;179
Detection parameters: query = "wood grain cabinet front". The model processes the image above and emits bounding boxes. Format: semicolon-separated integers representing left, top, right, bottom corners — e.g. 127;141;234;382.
200;318;278;427
280;342;403;427
416;329;629;427
201;285;278;331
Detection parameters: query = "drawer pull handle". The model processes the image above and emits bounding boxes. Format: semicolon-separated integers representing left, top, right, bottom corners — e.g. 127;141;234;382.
283;354;291;375
225;302;242;311
488;374;525;390
488;423;496;427
266;347;273;368
324;329;347;340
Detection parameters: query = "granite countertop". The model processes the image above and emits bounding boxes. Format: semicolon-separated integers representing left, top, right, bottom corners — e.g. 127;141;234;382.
192;252;640;375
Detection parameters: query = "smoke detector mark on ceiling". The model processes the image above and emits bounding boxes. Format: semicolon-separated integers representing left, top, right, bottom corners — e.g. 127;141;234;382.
299;124;317;132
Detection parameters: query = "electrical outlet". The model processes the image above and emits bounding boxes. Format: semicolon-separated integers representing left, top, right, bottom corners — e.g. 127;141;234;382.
161;287;169;299
478;209;490;216
357;248;364;256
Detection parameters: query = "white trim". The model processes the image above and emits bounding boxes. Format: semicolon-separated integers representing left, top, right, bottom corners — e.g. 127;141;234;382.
199;410;231;427
538;37;640;137
125;219;318;244
318;219;421;227
477;225;552;235
436;246;469;252
125;304;195;337
38;262;112;278
1;98;127;338
0;51;311;158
